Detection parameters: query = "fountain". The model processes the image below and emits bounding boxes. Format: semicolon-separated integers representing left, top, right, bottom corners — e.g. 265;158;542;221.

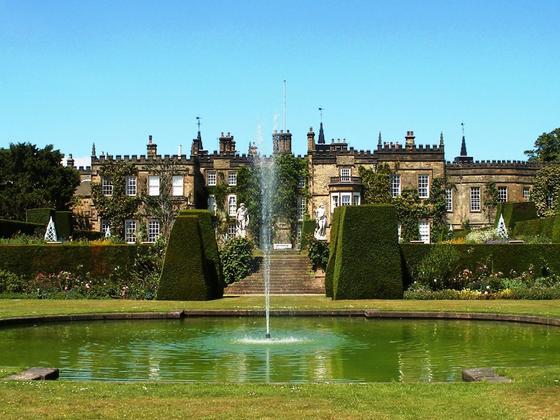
256;153;275;339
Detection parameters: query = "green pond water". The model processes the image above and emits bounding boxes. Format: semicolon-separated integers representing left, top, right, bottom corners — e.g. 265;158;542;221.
1;317;559;383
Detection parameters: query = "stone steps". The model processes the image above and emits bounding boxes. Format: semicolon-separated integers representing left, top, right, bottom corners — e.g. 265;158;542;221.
224;252;324;295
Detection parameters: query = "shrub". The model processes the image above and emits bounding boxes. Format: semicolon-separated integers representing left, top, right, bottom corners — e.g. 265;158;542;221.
26;208;54;225
465;228;503;244
220;237;255;284
54;211;73;240
0;270;25;293
0;219;44;239
308;239;329;270
325;206;343;298
157;213;223;300
494;202;537;230
513;214;560;242
330;205;403;299
299;219;315;250
414;245;461;290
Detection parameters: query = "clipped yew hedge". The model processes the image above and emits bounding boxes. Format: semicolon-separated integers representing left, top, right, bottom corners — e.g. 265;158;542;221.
400;243;560;288
157;210;223;300
329;205;403;300
0;219;45;238
0;244;139;278
299;219;316;250
513;214;560;242
26;208;54;225
494;202;537;230
325;208;343;298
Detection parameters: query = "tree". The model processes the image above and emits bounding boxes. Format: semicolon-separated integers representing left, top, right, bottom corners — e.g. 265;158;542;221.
525;128;560;162
531;164;560;217
0;143;80;220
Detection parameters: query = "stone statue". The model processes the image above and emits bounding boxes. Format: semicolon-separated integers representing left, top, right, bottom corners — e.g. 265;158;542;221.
314;204;327;240
236;203;250;238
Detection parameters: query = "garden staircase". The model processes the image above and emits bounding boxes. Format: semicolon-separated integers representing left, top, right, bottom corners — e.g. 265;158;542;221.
224;252;324;295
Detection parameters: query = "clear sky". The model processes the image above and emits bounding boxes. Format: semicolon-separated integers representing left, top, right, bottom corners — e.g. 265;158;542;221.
1;0;559;165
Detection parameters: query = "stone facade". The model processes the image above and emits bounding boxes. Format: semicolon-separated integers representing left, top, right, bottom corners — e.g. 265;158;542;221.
71;124;538;243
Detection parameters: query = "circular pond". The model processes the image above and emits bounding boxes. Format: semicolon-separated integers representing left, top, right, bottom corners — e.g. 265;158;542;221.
1;317;559;383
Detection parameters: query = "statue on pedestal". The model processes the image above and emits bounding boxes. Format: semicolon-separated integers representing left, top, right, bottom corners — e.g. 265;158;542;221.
314;203;327;240
236;203;250;238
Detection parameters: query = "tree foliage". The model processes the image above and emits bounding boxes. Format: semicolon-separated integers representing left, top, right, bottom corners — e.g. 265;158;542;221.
483;182;500;223
237;165;262;242
0;143;80;220
525;128;560;162
91;161;141;239
532;164;560;217
358;164;392;204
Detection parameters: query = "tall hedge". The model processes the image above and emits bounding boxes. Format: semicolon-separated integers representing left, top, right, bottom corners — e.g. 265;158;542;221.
0;244;139;278
513;214;560;242
494;202;537;230
401;243;560;287
54;211;73;240
0;219;45;238
325;207;343;298
157;211;223;300
330;205;403;299
26;208;55;225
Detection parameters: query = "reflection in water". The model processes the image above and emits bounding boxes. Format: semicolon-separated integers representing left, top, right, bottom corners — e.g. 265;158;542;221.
0;318;559;383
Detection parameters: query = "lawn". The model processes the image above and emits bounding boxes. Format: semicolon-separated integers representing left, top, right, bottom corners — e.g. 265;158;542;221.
1;296;560;319
1;297;559;419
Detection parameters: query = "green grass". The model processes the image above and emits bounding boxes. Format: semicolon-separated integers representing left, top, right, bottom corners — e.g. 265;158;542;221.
1;297;559;419
0;371;559;419
1;297;560;319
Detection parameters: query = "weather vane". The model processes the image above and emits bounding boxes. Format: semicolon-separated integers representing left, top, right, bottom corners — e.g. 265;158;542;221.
196;116;201;131
318;107;324;123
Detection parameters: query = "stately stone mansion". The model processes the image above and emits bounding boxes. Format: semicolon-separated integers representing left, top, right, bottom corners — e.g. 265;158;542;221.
70;124;538;243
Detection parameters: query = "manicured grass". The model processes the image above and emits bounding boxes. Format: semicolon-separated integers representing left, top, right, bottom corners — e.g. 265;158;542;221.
1;298;559;419
1;297;560;320
0;370;559;419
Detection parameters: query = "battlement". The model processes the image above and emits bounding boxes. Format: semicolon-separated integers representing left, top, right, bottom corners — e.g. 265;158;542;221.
446;159;540;169
92;154;191;164
377;142;444;153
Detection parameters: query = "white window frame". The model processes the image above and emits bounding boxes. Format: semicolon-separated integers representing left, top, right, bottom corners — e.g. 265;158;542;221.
101;219;110;235
523;187;530;201
226;223;237;240
172;175;184;196
547;193;554;209
125;176;137;196
498;186;508;203
419;219;430;244
418;174;429;199
352;192;361;206
148;175;160;196
147;219;160;243
228;194;237;217
446;187;453;212
470;187;481;212
207;171;217;186
340;167;351;182
102;177;113;196
124;219;137;244
330;194;339;213
391;174;401;198
341;192;352;206
227;171;237;186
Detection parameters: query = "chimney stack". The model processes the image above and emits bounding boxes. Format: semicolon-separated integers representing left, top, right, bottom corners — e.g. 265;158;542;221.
307;127;315;153
405;130;415;148
66;154;75;168
219;132;236;154
147;135;157;158
273;129;292;154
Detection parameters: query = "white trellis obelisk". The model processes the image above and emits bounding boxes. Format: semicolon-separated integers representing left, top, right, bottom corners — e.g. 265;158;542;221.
44;216;58;242
496;213;508;240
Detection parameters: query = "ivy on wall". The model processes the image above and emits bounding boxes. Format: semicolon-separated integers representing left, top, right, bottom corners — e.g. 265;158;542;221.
206;171;236;239
359;165;449;243
91;161;141;239
483;182;500;223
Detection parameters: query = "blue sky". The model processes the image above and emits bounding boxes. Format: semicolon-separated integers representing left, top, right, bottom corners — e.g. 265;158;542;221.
1;0;559;165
